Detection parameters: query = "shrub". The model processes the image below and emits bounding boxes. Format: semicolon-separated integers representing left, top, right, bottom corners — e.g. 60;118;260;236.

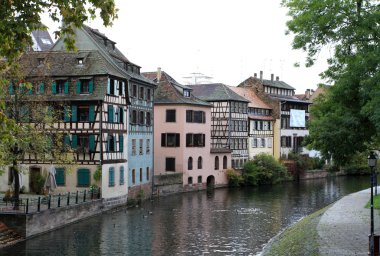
244;154;291;185
226;168;243;187
287;152;325;171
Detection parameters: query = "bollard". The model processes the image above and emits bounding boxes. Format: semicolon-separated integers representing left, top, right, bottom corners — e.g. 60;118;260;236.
37;197;41;212
48;195;51;209
98;187;101;199
75;191;78;204
67;192;70;206
58;194;61;208
26;198;29;214
83;190;86;202
91;189;94;200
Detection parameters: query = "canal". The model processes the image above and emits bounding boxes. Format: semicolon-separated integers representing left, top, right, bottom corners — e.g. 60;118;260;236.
1;176;370;255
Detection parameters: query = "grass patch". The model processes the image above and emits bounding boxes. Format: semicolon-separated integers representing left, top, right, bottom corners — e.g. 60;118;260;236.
365;194;380;209
264;206;330;256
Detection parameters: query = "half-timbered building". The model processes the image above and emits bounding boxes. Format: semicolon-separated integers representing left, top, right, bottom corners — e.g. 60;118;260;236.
143;70;230;194
189;83;249;169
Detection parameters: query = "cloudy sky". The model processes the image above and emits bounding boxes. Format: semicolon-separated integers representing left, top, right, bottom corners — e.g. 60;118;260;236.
43;0;331;93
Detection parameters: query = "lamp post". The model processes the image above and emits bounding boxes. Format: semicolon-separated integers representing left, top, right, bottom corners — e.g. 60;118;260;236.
368;151;377;256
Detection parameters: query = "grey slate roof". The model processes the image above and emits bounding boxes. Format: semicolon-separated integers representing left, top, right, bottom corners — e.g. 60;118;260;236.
142;71;211;106
31;29;54;51
189;83;249;102
262;79;295;90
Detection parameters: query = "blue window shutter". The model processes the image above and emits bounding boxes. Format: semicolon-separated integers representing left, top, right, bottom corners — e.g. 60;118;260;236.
107;78;110;94
28;86;33;95
64;81;69;94
39;83;44;93
64;106;70;122
55;168;65;186
109;167;115;187
89;105;95;122
119;135;124;152
108;105;114;123
52;81;57;94
71;105;77;122
71;134;77;149
114;135;117;152
89;135;95;152
120;166;124;185
89;80;94;93
76;80;81;94
122;81;125;96
9;83;14;95
64;134;70;146
77;169;90;187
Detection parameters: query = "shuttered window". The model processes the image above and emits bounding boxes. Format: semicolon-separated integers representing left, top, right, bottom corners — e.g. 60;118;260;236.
71;135;78;149
89;135;95;152
108;105;114;123
109;167;115;187
55;168;65;186
39;83;44;94
89;105;95;122
9;83;14;95
119;166;125;185
52;81;57;94
119;135;124;152
71;105;77;122
77;169;90;187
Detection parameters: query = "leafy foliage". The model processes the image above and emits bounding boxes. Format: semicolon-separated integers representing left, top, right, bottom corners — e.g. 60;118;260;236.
226;168;244;187
282;0;380;165
287;152;325;171
243;154;291;186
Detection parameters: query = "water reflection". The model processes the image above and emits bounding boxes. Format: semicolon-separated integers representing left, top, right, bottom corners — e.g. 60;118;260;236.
1;176;370;255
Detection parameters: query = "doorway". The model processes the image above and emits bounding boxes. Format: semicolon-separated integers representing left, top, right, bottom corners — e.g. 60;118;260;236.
29;167;41;193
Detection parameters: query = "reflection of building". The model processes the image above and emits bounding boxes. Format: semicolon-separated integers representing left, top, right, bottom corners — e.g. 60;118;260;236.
229;86;274;159
190;83;249;169
143;70;230;194
237;71;311;159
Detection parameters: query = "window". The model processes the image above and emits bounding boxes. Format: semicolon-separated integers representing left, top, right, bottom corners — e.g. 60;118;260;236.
166;109;176;122
131;110;137;124
140;168;143;182
231;160;235;168
215;156;219;170
77;58;84;65
161;133;180;147
198;157;202;169
186;110;205;123
186;133;205;147
252;138;257;148
281;136;292;147
139;139;143;155
118;81;123;96
108;135;115;152
78;106;90;121
120;166;125;185
109;167;115;187
78;135;89;151
223;156;227;169
146;139;150;154
139;111;145;125
268;138;273;148
147;88;151;101
132;84;137;97
261;138;266;148
109;79;115;95
146;112;151;126
146;167;150;181
55;168;65;186
139;86;145;100
188;157;193;170
198;176;202;183
132;169;136;184
165;158;175;171
183;89;190;97
118;107;124;124
55;80;67;94
188;177;193;185
77;169;90;187
108;105;115;123
79;79;91;94
132;139;136;155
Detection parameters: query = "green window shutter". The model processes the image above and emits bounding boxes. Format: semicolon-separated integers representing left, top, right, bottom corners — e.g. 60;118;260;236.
71;134;77;149
77;169;90;187
64;106;70;122
107;136;110;151
20;105;29;122
39;83;44;93
64;134;70;146
89;80;94;93
114;135;117;152
52;81;57;94
108;105;114;123
71;105;77;122
55;168;65;186
64;81;69;94
76;80;81;94
89;105;95;122
119;135;124;152
89;135;95;152
28;86;33;95
9;83;14;95
109;167;115;187
120;166;124;185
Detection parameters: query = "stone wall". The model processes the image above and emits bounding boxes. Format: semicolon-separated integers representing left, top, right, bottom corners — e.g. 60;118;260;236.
299;170;328;180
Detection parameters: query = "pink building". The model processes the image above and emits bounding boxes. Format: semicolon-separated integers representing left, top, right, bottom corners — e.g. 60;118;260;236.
143;70;231;194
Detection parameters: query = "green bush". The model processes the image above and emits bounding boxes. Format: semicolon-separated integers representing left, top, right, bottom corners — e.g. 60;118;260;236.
287;152;325;171
243;154;291;185
226;168;243;187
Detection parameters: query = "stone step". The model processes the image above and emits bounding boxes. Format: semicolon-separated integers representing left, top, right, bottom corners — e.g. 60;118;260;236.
0;221;22;248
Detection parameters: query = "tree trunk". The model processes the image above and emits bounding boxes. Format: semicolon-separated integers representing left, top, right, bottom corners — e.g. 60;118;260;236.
12;160;20;210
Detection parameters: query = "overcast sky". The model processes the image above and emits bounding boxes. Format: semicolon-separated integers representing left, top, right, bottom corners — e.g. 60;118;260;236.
43;0;331;93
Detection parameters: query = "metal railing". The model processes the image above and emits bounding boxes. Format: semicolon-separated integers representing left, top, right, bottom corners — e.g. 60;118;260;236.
0;188;101;214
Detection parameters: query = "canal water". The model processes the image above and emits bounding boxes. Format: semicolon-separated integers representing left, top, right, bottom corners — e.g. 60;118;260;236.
1;176;370;255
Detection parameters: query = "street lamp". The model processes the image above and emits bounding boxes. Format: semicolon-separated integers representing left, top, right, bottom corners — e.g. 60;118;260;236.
368;151;377;256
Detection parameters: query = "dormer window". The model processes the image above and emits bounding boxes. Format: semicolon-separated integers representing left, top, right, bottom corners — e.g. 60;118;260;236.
37;58;44;65
77;58;84;65
183;89;190;97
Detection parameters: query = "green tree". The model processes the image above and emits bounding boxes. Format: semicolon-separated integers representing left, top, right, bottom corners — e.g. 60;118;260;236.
282;0;380;165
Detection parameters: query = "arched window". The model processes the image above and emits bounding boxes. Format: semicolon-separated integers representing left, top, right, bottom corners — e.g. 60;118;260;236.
223;156;227;169
231;160;235;168
132;169;136;184
188;177;193;184
188;157;193;170
214;156;219;170
197;156;202;169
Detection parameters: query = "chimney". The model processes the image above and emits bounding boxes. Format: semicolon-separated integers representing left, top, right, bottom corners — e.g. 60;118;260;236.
305;89;311;99
271;74;274;82
276;76;279;81
254;73;257;78
260;71;263;81
157;67;162;82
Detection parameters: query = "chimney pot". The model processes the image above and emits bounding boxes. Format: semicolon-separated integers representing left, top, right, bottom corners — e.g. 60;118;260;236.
271;74;274;82
157;67;162;82
260;71;263;80
276;76;279;81
254;73;257;78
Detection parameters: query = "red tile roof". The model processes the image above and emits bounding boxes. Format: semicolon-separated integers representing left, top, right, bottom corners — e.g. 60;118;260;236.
229;86;271;109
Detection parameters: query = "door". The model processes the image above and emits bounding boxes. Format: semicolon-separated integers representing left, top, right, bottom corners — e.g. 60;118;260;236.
29;167;41;193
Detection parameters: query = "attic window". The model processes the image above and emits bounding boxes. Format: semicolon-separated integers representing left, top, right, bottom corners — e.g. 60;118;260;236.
41;38;51;45
37;58;44;65
77;58;84;65
183;89;190;98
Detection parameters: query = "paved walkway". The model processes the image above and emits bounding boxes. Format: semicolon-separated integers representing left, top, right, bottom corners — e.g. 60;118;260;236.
318;188;380;255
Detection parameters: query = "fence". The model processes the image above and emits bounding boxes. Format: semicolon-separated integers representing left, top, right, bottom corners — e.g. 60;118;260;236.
0;188;101;214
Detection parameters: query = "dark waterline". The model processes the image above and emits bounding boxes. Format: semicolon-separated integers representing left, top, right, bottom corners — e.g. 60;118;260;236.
1;176;370;256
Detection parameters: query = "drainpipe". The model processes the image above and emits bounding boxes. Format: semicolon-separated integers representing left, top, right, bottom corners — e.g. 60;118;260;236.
151;84;156;197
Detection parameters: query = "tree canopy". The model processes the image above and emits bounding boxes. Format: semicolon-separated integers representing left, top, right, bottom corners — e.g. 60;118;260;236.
282;0;380;165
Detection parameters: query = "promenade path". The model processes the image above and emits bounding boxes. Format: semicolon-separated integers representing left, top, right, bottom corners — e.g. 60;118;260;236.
318;188;380;255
